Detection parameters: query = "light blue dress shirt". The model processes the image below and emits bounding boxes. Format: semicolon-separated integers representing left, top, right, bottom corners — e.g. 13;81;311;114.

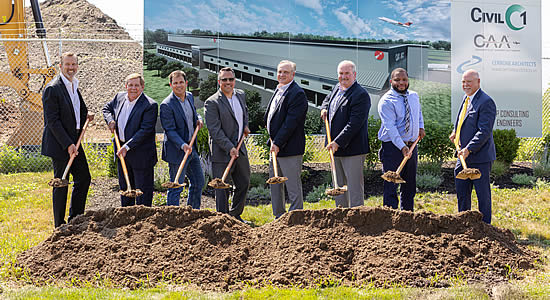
377;88;424;150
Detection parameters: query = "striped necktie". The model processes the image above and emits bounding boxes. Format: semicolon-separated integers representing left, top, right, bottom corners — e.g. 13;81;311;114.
403;95;411;134
454;96;470;149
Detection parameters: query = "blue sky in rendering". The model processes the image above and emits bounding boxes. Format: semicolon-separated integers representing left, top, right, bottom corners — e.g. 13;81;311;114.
145;0;451;41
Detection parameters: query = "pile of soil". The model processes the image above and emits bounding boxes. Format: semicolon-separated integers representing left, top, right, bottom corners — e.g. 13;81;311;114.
17;206;537;290
0;0;141;144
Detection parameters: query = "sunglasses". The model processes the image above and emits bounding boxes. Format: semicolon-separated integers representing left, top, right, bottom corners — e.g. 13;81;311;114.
220;77;235;82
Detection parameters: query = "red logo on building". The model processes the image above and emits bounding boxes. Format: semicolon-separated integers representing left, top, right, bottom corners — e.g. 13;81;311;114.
374;51;384;60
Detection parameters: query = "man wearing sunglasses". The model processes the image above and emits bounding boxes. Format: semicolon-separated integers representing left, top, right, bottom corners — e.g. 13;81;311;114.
205;67;251;223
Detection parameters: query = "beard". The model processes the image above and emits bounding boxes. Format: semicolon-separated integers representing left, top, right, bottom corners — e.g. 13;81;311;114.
392;83;409;94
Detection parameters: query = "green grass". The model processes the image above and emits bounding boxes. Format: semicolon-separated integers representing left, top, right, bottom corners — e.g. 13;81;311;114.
2;165;550;298
427;49;451;65
143;68;172;104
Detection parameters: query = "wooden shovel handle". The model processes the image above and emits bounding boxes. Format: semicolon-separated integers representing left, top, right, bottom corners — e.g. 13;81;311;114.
455;144;468;169
324;117;341;188
174;125;201;183
221;133;247;182
113;131;132;189
271;150;280;178
61;116;92;180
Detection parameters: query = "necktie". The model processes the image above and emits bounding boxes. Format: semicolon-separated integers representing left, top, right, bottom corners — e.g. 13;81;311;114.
454;96;470;149
403;95;410;134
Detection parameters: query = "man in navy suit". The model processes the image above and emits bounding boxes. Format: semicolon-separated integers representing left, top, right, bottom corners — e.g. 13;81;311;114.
264;60;308;218
103;73;158;207
160;70;204;209
41;52;93;227
449;69;496;224
320;60;371;208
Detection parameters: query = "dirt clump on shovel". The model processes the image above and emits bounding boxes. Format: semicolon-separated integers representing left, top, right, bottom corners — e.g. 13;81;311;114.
17;206;537;290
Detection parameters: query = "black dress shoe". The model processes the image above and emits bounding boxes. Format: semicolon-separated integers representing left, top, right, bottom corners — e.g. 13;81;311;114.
235;215;251;225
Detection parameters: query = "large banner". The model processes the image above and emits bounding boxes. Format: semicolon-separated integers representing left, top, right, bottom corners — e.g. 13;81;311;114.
451;0;542;137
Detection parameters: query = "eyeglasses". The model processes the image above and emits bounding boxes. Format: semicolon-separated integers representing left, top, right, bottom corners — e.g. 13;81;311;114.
220;77;235;82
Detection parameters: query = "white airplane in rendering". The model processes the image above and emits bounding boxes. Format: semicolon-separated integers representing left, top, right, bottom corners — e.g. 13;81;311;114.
378;17;412;28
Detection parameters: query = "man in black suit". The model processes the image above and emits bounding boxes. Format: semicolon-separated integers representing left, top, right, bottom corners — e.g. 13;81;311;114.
264;60;308;218
205;67;250;222
41;52;93;228
320;60;371;208
103;73;158;207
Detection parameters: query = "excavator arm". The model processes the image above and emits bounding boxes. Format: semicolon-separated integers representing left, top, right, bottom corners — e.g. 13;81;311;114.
1;0;56;146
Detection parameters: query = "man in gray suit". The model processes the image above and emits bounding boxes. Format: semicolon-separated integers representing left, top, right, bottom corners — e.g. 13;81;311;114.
205;67;251;223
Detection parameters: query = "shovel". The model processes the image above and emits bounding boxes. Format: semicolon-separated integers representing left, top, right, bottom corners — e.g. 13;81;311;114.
323;118;347;196
162;125;200;189
266;150;288;184
113;131;143;198
48;114;93;187
455;145;481;180
208;133;247;189
381;136;421;184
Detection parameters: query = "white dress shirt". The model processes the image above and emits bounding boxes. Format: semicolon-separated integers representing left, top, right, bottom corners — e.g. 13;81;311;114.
117;93;140;142
267;81;292;133
60;73;81;129
227;91;244;140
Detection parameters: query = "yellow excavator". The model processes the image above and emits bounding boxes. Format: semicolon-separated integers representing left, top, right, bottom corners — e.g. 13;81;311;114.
0;0;56;146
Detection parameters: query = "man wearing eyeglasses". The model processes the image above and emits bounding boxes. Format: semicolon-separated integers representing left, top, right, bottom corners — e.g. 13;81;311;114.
205;67;251;223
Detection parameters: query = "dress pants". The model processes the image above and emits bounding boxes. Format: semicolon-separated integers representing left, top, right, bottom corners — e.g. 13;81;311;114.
455;160;493;224
212;155;250;217
117;159;154;207
51;149;91;227
380;141;418;211
333;154;365;208
167;151;204;209
269;155;303;218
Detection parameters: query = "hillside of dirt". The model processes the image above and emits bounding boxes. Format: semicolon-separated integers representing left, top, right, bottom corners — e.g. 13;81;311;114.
0;0;141;144
17;206;537;291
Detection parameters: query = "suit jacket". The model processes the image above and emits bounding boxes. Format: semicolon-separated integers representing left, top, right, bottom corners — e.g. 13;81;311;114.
205;89;249;163
321;81;371;157
264;81;308;157
41;75;88;160
160;91;200;165
102;92;158;169
455;89;496;164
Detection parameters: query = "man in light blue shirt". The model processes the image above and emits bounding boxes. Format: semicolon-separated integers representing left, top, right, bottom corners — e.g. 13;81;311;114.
378;68;425;211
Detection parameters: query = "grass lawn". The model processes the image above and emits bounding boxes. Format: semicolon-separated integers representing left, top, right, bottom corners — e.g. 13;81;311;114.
1;163;550;298
143;68;172;104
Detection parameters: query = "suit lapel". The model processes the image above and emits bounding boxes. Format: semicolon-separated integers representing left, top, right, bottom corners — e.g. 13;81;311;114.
170;92;187;125
219;91;238;124
57;77;77;125
127;94;144;124
115;94;125;121
334;82;354;112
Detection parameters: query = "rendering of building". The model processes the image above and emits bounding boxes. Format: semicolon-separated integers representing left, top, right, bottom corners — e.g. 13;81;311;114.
156;34;428;112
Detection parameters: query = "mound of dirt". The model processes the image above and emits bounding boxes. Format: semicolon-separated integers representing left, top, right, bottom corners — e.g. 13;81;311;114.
17;206;537;290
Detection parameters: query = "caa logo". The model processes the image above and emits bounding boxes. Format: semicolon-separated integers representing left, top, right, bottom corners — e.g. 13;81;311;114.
470;4;526;31
456;56;482;74
473;34;520;48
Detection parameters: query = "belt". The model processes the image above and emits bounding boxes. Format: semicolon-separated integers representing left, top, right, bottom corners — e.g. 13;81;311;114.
404;141;415;147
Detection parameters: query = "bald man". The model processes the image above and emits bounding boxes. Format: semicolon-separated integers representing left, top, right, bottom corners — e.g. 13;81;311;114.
449;69;496;224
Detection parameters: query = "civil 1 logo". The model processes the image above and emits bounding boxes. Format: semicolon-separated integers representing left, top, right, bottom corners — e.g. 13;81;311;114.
470;4;526;31
456;56;482;74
